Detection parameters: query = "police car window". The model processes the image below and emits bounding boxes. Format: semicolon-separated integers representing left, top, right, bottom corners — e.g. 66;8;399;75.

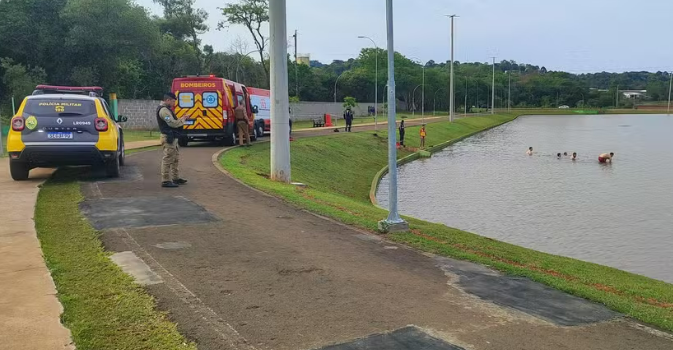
101;100;112;117
203;92;218;108
178;92;194;108
23;99;96;116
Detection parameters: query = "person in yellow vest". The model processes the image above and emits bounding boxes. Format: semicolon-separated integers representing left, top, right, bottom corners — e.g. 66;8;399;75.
420;124;427;148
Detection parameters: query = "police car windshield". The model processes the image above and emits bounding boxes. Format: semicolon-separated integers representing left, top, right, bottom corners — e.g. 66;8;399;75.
24;99;96;117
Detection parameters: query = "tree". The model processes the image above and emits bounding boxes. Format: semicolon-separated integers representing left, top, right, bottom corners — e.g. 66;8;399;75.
1;58;47;104
343;96;357;109
219;0;269;82
153;0;208;73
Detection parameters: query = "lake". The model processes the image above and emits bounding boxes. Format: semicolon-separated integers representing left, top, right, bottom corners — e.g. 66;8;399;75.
377;114;673;283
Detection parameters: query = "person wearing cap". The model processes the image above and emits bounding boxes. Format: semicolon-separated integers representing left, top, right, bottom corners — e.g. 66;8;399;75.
343;106;354;132
156;92;188;188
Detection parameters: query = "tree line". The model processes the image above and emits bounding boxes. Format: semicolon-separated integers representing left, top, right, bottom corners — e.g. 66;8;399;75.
1;0;671;122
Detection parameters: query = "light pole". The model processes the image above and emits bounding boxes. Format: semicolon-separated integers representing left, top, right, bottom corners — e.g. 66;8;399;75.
410;57;426;122
358;36;379;131
491;56;496;114
379;0;407;233
433;88;444;116
411;84;422;117
269;0;291;183
507;70;511;112
236;49;258;82
333;70;347;128
464;77;468;116
666;72;673;115
446;15;458;122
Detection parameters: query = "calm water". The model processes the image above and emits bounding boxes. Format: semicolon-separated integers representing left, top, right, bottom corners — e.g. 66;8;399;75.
378;115;673;283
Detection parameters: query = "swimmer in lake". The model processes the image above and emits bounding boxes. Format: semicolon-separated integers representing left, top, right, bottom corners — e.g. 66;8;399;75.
598;152;614;163
571;152;577;160
563;152;568;156
527;147;533;155
557;152;562;158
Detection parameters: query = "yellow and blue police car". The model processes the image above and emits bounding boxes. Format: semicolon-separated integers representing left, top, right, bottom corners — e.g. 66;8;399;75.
6;85;126;180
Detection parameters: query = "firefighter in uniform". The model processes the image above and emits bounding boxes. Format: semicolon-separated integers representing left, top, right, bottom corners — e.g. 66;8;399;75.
157;93;188;188
235;101;251;146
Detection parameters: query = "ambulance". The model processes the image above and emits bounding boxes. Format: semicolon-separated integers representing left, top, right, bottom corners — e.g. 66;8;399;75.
171;76;262;146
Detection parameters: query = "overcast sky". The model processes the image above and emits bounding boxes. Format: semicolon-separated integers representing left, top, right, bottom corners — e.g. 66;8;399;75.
135;0;673;73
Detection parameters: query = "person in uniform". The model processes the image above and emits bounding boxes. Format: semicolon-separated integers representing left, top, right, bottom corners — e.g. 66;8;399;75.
235;100;251;146
398;120;405;147
157;93;187;188
343;107;354;132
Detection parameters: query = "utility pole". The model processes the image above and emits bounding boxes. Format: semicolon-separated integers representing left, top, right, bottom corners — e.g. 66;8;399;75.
666;72;673;115
447;15;458;122
465;77;468;116
508;70;511;112
379;0;407;233
293;30;298;98
269;0;291;183
616;84;619;107
491;57;496;114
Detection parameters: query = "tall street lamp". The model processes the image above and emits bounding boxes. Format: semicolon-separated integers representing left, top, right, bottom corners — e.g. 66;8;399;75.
446;15;458;122
379;0;407;233
358;36;379;131
666;72;673;115
433;88;445;115
410;57;426;123
411;84;422;117
491;56;496;114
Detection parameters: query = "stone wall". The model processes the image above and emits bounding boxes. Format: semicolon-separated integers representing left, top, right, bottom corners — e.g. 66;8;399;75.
118;99;407;130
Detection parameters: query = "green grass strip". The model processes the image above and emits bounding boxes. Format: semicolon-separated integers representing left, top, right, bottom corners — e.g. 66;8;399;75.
221;114;673;332
35;171;196;350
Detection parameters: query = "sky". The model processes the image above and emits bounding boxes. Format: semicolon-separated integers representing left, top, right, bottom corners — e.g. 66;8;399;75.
134;0;673;73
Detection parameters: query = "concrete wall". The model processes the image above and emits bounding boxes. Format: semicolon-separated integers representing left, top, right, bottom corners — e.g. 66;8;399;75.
118;99;407;130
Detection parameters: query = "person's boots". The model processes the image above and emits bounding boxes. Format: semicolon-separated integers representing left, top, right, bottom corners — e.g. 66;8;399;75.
173;178;188;185
162;181;179;188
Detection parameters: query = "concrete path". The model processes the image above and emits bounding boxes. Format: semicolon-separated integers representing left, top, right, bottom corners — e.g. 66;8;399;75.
0;140;159;350
80;145;672;350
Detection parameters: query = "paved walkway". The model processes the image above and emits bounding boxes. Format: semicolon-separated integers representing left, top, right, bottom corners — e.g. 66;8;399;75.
0;140;158;350
80;145;671;350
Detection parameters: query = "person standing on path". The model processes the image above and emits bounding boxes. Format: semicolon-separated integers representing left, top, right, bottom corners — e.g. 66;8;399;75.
157;93;187;188
343;107;354;132
399;120;405;147
420;124;427;148
235;100;251;147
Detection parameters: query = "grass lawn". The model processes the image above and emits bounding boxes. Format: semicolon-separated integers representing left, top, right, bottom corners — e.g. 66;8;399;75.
222;113;673;332
35;167;195;350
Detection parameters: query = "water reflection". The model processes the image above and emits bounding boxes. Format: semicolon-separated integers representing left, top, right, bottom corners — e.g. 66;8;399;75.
378;115;673;283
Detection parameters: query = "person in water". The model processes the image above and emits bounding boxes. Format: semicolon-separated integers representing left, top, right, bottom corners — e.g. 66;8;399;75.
527;147;533;155
563;152;568;156
598;152;614;163
571;152;577;160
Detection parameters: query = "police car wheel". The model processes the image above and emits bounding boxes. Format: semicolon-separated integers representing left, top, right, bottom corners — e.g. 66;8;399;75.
251;127;258;141
105;156;120;178
118;141;126;166
257;124;265;137
9;161;29;181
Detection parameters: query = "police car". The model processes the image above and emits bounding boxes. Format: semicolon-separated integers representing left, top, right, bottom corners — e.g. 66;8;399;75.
6;86;127;181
